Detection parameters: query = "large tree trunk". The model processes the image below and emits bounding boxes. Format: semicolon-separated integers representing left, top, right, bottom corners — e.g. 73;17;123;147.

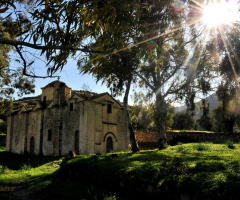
123;78;139;152
155;94;168;150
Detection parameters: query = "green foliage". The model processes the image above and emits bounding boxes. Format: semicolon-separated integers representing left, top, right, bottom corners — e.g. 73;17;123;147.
0;147;5;152
172;111;195;130
211;106;237;133
177;144;184;152
21;163;32;171
193;143;210;151
0;165;8;174
196;99;212;131
129;104;155;130
226;141;236;149
0;19;35;98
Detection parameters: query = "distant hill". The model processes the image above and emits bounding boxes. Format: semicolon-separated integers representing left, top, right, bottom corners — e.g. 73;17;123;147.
175;93;219;118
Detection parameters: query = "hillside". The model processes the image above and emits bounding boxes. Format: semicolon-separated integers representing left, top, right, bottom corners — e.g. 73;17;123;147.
175;93;219;117
1;143;240;199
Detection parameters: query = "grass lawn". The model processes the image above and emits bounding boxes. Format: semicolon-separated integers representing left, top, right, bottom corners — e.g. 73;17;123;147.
0;147;6;152
1;143;240;199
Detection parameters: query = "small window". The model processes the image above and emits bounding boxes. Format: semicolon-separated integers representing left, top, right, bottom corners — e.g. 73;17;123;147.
70;103;73;111
43;96;47;102
107;104;112;113
48;129;52;141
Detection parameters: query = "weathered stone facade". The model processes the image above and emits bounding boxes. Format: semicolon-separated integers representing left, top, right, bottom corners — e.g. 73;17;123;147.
6;81;130;156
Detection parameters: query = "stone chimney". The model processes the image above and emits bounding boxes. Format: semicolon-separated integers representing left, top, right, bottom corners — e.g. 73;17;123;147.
53;81;66;106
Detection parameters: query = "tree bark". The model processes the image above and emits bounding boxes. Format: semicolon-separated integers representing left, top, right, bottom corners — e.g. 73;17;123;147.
123;78;139;152
155;94;168;150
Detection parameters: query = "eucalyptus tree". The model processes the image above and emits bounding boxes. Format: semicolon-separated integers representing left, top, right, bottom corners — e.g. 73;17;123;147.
0;18;34;99
79;0;210;149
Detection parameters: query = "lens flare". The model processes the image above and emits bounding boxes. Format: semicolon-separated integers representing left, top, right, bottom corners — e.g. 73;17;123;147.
203;1;239;27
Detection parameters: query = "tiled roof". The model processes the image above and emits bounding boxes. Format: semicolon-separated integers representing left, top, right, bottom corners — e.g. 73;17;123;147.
41;80;71;89
73;90;99;99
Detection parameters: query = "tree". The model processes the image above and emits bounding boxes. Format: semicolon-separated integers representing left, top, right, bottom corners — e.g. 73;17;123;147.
0;19;35;98
172;111;195;130
209;20;240;132
196;99;212;131
211;84;240;133
81;47;141;152
78;0;215;149
129;104;155;130
0;0;121;77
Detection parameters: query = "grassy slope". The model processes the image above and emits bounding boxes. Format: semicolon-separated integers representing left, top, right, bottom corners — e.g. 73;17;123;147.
1;143;240;199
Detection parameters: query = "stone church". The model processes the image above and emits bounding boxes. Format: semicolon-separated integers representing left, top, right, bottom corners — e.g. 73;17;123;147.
6;81;130;156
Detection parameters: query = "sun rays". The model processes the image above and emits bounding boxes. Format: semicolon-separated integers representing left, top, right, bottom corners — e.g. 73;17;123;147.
90;1;240;94
203;1;239;27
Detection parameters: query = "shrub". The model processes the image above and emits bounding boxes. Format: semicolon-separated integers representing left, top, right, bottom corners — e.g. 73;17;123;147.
226;141;236;149
177;145;184;152
194;143;210;151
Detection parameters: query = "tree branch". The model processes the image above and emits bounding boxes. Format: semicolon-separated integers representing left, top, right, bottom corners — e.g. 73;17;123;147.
0;39;105;53
135;71;155;92
15;45;60;79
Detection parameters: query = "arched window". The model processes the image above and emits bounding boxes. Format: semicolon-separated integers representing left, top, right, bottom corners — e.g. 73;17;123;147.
30;136;35;155
75;130;79;154
106;137;113;153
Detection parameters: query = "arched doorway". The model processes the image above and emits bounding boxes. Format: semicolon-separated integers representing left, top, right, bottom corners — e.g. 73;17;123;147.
30;136;35;155
106;137;113;153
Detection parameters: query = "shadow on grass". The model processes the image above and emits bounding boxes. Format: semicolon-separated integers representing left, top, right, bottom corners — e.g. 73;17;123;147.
0;151;59;170
1;149;240;200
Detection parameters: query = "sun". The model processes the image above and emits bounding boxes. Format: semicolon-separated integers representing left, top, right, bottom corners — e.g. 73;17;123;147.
202;1;239;27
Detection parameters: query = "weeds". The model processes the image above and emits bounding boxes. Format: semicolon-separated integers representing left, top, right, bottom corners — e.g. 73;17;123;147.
21;163;32;171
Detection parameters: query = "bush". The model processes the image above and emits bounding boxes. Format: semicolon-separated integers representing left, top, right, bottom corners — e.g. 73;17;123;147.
177;145;184;152
194;143;210;151
226;141;236;149
172;112;195;130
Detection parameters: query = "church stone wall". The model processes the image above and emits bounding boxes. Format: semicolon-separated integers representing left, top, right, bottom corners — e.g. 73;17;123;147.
41;87;53;101
43;108;55;156
61;103;81;155
7;81;130;156
86;101;96;154
27;111;42;155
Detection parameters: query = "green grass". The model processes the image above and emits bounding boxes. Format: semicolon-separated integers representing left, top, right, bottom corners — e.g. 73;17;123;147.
1;143;240;199
0;147;5;152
